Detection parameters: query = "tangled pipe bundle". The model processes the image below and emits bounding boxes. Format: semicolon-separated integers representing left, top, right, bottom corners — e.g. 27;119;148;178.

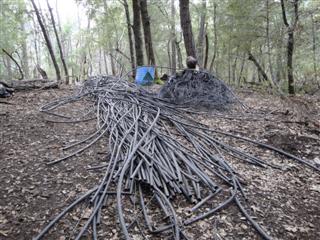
34;75;319;240
158;70;235;109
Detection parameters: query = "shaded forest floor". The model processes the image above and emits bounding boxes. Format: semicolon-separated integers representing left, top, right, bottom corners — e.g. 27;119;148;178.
0;86;319;240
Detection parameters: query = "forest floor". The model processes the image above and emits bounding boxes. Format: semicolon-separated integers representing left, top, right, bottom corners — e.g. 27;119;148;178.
0;85;319;240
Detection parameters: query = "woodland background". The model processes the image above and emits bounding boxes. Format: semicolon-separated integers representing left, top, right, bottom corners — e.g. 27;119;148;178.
0;0;319;94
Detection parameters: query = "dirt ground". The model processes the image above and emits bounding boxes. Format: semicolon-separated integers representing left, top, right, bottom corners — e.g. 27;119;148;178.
0;86;319;240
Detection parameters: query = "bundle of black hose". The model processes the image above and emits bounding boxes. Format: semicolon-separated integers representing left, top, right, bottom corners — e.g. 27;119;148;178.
158;69;235;110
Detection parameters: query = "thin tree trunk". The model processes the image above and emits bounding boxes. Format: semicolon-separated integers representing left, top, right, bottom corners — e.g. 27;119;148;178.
232;53;238;84
55;0;66;58
31;15;40;67
46;0;69;84
103;50;109;74
196;0;206;66
280;0;299;94
179;0;197;58
203;33;209;69
248;52;269;83
167;40;172;70
21;22;29;79
36;64;48;79
102;1;116;75
209;3;218;72
110;53;116;75
132;0;144;66
238;53;246;86
171;0;176;74
266;0;274;83
30;0;60;81
122;0;136;72
5;56;13;80
176;40;183;69
140;0;156;66
2;49;24;80
275;25;284;83
311;13;317;83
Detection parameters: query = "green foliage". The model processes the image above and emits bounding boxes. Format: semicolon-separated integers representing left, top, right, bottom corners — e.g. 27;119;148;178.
154;78;164;85
0;0;319;91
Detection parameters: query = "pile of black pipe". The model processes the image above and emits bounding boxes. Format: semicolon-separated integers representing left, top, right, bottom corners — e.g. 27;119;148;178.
158;70;234;109
34;74;319;240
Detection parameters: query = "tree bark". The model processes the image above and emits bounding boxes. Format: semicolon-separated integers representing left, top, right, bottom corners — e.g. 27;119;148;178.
46;0;69;84
248;52;269;83
176;40;184;69
209;3;218;72
140;0;156;66
30;0;61;81
2;49;24;80
266;0;274;83
31;15;40;67
238;53;246;86
280;0;299;94
21;22;29;79
311;14;317;83
196;0;206;66
102;50;108;75
132;0;144;66
203;33;209;69
2;79;58;91
179;0;197;58
4;55;13;80
102;1;117;76
171;0;176;74
36;64;48;79
122;0;136;72
167;40;172;71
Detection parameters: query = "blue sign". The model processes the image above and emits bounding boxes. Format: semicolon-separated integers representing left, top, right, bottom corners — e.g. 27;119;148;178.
135;66;155;85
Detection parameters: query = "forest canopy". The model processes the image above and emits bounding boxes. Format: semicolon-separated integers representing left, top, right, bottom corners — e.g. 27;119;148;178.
0;0;319;94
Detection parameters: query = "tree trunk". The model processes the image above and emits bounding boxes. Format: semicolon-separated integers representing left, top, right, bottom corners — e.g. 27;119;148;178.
232;51;238;84
167;40;172;70
276;26;284;83
266;0;274;83
5;56;13;80
103;50;109;75
280;0;299;94
171;0;176;74
2;49;24;80
46;0;69;84
179;0;197;58
248;52;269;83
36;64;48;79
30;0;61;81
209;3;218;72
2;79;58;91
110;53;116;75
102;1;116;76
203;33;209;69
132;0;144;66
196;0;206;66
31;15;40;67
140;0;156;66
238;53;246;86
311;14;317;83
287;30;295;94
176;40;184;69
21;22;29;79
122;0;136;73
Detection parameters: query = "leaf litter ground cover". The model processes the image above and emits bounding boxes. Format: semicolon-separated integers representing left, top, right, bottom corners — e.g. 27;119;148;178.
0;75;319;240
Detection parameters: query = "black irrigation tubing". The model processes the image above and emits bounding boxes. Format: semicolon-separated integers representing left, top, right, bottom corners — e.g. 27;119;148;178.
33;186;98;240
34;75;319;240
168;115;320;171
